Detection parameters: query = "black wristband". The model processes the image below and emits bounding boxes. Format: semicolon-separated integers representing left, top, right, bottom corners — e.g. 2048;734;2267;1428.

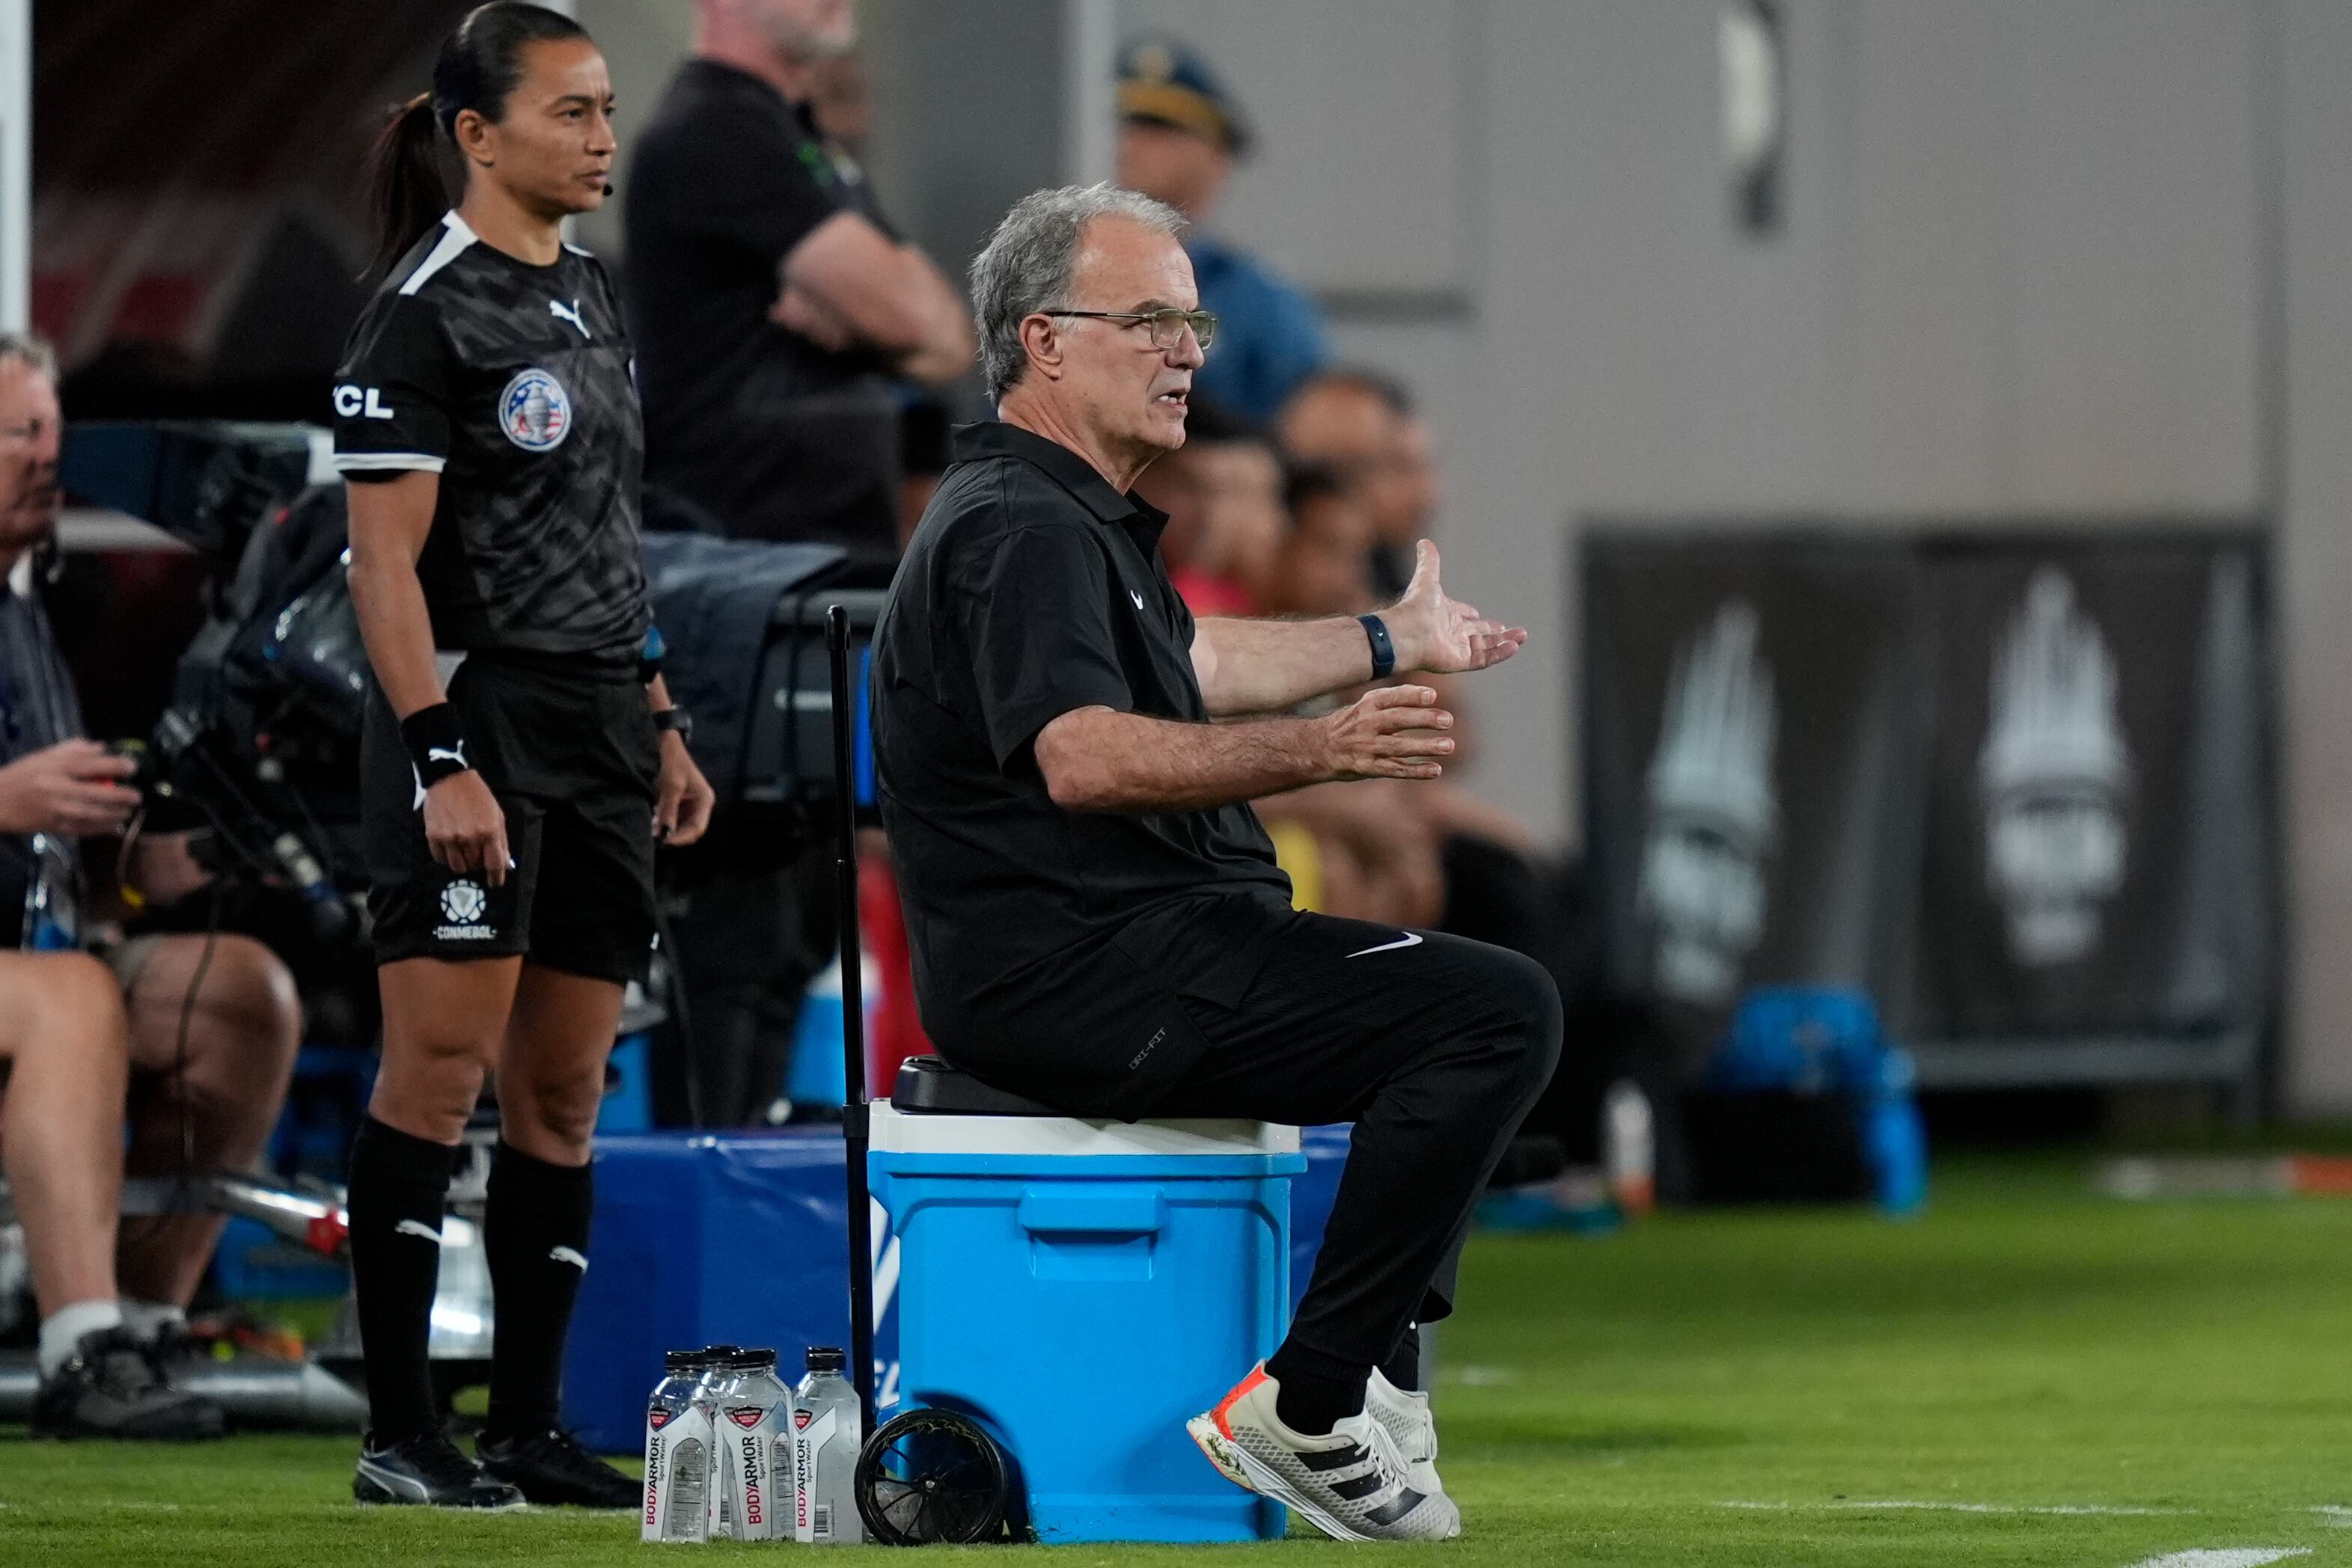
399;702;473;788
1359;613;1397;680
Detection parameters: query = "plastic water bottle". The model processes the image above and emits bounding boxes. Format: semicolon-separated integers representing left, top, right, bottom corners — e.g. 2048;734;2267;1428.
689;1346;739;1540
1604;1080;1656;1216
792;1347;864;1544
643;1348;716;1543
715;1350;792;1543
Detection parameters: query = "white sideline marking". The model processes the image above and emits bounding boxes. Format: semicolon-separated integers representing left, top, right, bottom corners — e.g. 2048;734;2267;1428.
2311;1506;2352;1528
1717;1500;2194;1517
2125;1552;2309;1568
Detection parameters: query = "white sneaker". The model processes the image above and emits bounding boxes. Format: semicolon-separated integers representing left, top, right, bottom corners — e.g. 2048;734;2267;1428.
1365;1365;1454;1522
1186;1364;1461;1543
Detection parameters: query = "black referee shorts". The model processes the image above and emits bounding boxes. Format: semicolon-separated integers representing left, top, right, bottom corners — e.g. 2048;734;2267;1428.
361;654;661;986
1146;911;1563;1382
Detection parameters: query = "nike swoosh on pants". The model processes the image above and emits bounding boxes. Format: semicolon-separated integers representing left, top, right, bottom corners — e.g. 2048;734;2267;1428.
1345;932;1425;958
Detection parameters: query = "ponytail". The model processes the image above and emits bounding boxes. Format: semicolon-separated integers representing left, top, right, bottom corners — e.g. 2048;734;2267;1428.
364;94;449;280
361;2;591;280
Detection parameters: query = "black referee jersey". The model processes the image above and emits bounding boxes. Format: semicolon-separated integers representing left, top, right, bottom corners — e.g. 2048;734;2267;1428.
332;210;650;662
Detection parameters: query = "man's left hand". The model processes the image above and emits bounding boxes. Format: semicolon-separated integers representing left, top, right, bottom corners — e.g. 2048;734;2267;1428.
655;732;716;847
1389;540;1528;676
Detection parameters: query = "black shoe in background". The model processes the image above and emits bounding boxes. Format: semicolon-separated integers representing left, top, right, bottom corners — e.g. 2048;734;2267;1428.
144;1320;214;1383
354;1429;527;1509
477;1426;641;1508
30;1326;227;1441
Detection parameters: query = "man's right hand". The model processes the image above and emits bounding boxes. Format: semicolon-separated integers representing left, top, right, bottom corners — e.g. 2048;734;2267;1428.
1319;685;1456;782
0;739;141;836
422;770;510;886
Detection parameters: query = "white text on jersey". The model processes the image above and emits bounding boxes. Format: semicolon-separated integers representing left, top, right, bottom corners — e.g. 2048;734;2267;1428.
333;385;396;420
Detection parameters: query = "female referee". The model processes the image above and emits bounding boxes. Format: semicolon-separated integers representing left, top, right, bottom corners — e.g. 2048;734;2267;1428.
332;3;713;1508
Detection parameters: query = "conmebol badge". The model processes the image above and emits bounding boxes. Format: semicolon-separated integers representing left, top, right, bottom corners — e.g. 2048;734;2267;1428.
1637;601;1777;1005
1977;567;2130;966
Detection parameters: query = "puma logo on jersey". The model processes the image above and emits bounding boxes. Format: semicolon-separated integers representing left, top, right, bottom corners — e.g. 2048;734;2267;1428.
332;384;396;420
395;1219;443;1245
1130;590;1146;610
549;298;590;339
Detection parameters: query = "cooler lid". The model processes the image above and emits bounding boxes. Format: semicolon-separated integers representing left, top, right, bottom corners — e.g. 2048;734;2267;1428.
869;1100;1300;1157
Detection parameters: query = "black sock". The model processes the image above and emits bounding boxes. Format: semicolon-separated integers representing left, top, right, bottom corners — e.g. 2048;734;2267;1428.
346;1115;460;1442
1379;1322;1421;1393
1265;1343;1366;1436
482;1140;594;1441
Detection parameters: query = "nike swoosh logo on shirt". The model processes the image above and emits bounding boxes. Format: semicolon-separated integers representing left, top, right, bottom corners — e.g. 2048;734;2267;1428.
1345;932;1425;958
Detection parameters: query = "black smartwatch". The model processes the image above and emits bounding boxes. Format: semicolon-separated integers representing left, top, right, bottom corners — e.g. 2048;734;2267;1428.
1358;613;1397;680
653;706;693;744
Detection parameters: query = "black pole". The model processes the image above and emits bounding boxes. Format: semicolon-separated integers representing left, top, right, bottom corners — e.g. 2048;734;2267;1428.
827;605;878;1441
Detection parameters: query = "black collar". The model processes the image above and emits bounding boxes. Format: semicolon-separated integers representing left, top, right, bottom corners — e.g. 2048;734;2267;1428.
950;420;1169;534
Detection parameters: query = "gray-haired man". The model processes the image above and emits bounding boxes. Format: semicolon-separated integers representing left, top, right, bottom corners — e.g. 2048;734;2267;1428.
869;185;1560;1542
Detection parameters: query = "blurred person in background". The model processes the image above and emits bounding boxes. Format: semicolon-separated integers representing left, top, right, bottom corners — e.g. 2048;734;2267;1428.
0;331;302;1439
1279;367;1432;600
806;49;874;166
1132;398;1285;616
1116;35;1328;424
626;0;971;1130
626;0;974;557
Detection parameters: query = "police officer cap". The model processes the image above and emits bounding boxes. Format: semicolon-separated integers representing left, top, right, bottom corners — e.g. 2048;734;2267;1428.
1117;34;1252;156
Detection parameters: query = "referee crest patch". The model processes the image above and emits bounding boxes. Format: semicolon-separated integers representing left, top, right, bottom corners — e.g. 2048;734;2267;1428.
498;367;572;452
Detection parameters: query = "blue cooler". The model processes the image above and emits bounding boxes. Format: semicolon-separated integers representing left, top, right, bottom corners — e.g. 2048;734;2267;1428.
869;1089;1303;1543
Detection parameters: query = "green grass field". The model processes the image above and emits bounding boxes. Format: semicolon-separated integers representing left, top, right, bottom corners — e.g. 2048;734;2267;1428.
8;1155;2352;1566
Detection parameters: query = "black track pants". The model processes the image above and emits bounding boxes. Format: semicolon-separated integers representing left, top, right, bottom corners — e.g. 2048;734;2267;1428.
1146;911;1563;1385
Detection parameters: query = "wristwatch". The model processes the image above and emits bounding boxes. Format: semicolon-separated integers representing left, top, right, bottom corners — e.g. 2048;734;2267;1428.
653;706;694;744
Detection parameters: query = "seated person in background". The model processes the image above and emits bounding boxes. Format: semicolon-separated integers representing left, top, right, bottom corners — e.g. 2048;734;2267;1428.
1277;368;1433;600
1133;399;1285;616
1252;465;1551;935
0;331;302;1439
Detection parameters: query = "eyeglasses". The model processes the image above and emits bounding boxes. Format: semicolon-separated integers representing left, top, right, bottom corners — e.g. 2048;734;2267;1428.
1048;307;1218;352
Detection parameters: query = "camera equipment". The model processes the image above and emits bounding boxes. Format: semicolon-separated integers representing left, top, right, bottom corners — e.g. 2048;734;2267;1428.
61;420;327;560
62;422;370;939
59;424;884;934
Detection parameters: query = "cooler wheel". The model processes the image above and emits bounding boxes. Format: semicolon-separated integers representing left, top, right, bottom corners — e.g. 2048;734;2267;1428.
854;1407;1012;1545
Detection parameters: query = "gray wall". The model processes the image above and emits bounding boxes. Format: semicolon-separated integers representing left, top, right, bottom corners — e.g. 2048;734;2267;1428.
1128;0;2352;1109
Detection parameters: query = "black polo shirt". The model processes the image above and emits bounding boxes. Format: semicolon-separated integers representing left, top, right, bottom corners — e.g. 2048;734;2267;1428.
872;420;1294;1115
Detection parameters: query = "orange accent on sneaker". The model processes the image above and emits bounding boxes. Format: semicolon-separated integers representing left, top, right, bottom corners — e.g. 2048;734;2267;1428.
1210;1364;1271;1442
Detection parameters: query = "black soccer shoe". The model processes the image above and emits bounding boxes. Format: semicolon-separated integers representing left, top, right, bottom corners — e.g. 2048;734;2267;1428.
30;1326;227;1441
354;1430;527;1510
477;1426;641;1509
144;1320;214;1382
